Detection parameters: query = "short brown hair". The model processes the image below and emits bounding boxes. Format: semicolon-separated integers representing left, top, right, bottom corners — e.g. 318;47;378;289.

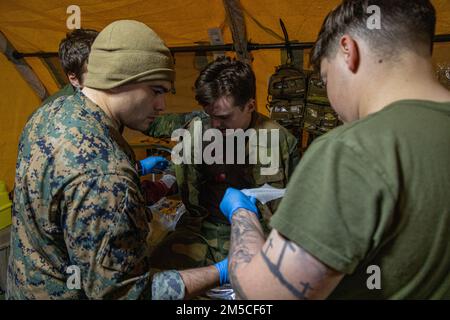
194;56;256;109
311;0;436;70
59;28;98;80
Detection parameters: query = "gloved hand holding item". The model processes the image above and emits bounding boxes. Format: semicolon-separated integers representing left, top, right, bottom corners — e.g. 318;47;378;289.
214;258;229;286
159;174;177;190
219;187;259;223
138;156;169;176
141;174;177;205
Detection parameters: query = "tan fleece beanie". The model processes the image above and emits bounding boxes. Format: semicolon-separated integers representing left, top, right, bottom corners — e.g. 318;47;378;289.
84;20;174;89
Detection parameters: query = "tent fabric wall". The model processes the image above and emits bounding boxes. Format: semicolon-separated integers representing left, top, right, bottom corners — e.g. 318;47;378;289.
0;0;450;193
25;57;60;95
0;54;41;191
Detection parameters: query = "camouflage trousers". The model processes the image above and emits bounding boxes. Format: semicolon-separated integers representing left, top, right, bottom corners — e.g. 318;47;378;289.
150;220;231;270
150;216;272;271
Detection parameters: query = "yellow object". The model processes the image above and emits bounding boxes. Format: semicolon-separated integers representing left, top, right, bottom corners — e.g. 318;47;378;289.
0;181;12;230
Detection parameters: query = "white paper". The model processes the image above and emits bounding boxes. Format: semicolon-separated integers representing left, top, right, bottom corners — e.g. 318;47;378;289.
241;183;286;204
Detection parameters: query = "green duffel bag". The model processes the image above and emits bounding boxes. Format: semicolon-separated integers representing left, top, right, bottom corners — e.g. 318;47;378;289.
306;73;330;105
303;103;341;135
267;98;304;128
268;64;307;99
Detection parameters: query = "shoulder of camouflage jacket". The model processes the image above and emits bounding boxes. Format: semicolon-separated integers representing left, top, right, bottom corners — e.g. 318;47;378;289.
18;92;137;187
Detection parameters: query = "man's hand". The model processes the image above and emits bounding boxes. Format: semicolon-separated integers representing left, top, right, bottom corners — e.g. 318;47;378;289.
219;187;259;223
139;156;169;176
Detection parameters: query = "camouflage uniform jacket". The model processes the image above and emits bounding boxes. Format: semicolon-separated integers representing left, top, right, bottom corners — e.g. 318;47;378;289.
41;84;75;106
145;111;205;138
7;91;184;300
176;112;300;229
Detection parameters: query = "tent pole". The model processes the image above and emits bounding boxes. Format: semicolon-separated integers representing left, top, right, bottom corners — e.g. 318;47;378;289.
434;34;450;42
12;42;315;58
1;32;48;100
12;34;450;58
223;0;251;63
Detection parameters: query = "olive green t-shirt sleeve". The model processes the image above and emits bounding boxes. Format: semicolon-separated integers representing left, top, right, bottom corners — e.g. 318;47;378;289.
270;136;396;274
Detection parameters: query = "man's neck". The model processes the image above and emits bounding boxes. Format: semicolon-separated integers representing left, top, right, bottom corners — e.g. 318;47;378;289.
81;87;123;132
244;111;257;130
358;55;450;119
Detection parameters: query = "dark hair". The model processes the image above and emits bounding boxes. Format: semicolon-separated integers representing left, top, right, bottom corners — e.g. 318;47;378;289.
194;57;256;109
311;0;436;70
58;28;99;80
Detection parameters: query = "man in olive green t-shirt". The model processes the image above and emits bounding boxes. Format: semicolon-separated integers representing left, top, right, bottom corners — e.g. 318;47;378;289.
218;0;450;299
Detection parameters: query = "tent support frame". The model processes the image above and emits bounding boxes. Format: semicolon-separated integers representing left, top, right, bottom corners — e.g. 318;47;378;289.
1;32;48;100
223;0;251;63
12;34;450;59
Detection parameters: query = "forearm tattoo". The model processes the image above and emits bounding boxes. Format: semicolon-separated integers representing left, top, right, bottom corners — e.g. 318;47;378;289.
229;209;265;299
229;210;336;300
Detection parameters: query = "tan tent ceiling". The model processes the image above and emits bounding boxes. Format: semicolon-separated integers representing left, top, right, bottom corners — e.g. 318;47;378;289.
0;0;449;190
1;1;449;49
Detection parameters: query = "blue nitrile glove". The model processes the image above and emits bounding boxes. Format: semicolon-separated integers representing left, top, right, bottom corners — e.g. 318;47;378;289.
214;258;229;286
139;156;169;176
219;187;259;223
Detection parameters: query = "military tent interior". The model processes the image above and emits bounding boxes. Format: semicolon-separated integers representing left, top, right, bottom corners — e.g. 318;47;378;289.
1;0;450;192
0;0;449;299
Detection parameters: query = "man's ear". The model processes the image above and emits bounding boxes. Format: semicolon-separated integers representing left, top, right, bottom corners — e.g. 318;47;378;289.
245;99;256;113
67;72;80;87
339;35;360;73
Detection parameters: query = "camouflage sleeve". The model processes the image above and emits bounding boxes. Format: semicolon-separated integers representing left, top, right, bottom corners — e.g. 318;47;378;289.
173;117;210;230
175;162;209;231
256;128;300;221
285;132;300;178
62;174;185;299
151;270;185;300
144;112;205;138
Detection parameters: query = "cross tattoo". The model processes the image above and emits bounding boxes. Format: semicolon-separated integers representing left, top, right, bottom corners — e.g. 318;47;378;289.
277;241;296;269
264;237;274;255
300;282;313;298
